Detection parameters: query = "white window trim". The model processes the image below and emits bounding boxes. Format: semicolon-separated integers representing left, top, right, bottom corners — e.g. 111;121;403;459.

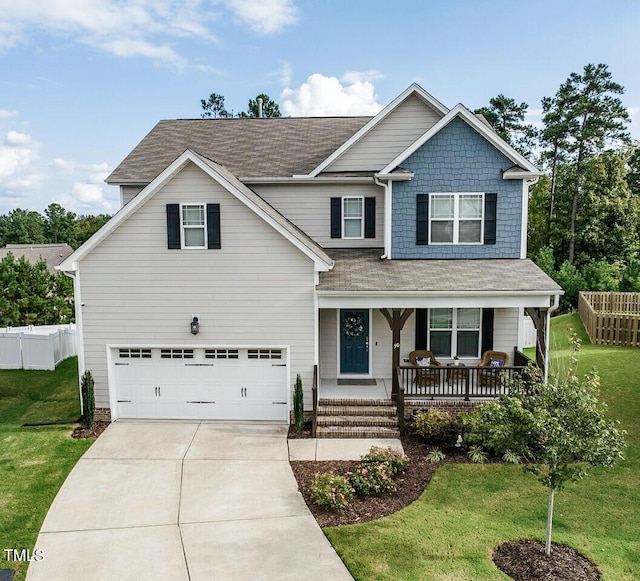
428;308;482;358
180;203;207;250
342;196;364;240
429;192;484;245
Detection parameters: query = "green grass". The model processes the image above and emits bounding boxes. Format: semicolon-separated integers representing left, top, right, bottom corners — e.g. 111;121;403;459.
0;358;93;581
326;314;640;580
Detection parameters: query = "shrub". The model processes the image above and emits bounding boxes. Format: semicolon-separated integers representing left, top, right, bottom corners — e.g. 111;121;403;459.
310;472;353;510
414;409;465;450
80;370;95;428
293;373;304;431
348;461;397;496
359;446;409;476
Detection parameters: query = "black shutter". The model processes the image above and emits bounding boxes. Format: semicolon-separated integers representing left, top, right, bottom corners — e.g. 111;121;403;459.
415;308;428;350
364;197;376;238
166;204;180;249
207;204;221;249
484;193;497;245
330;197;341;238
416;194;429;245
481;308;494;354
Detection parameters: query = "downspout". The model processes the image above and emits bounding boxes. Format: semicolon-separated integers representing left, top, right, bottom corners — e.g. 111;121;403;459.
544;293;560;382
62;264;85;414
374;177;392;259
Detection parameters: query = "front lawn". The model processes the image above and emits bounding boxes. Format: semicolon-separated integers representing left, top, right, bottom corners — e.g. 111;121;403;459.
0;358;93;581
326;314;639;580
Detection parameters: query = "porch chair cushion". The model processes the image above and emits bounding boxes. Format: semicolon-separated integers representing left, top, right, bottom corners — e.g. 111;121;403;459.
409;350;442;388
479;350;509;387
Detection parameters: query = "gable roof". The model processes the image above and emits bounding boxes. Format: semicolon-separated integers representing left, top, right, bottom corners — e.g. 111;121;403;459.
62;150;334;273
379;104;542;177
107;117;371;185
0;243;74;274
307;83;449;177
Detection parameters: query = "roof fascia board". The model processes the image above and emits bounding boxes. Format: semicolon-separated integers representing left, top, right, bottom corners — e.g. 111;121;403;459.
308;83;449;177
242;176;376;184
61;150;332;272
60;152;195;271
380;104;540;175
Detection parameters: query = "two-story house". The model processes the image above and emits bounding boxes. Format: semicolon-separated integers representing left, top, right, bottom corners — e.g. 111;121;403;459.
59;84;561;435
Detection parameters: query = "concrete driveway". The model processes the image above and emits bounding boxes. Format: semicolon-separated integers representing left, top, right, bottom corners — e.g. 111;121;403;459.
27;421;353;581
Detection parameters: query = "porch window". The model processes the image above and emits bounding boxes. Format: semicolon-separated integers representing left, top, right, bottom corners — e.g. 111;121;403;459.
430;193;483;244
342;197;364;239
429;308;481;357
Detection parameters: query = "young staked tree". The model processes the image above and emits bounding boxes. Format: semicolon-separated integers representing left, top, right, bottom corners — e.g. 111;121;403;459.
467;336;626;556
474;94;537;158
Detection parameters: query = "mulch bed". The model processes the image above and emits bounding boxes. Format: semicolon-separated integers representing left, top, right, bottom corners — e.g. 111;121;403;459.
287;422;313;439
290;433;466;527
71;420;109;439
493;540;601;580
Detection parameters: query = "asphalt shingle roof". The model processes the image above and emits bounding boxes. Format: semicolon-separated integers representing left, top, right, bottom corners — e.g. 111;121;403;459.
107;117;372;184
0;244;74;274
318;249;562;293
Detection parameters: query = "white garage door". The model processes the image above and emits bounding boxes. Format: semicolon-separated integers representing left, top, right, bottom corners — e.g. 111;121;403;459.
112;347;288;421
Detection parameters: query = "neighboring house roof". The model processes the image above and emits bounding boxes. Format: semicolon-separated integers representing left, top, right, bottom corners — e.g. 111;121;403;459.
107;116;371;185
379;104;542;177
317;249;562;293
62;150;334;273
0;243;74;274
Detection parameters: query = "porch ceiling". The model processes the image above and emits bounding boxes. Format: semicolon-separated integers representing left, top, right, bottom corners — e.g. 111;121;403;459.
317;249;562;308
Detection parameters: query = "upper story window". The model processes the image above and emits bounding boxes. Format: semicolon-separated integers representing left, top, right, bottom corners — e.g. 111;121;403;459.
430;193;483;244
166;203;221;250
331;196;376;240
429;308;481;357
343;197;364;239
182;204;206;248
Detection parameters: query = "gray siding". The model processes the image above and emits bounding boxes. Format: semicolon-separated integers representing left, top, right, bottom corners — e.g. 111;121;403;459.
326;94;442;172
80;162;316;410
254;182;384;248
320;308;415;379
120;185;145;207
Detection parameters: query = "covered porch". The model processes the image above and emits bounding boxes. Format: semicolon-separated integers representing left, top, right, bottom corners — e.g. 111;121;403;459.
313;250;562;435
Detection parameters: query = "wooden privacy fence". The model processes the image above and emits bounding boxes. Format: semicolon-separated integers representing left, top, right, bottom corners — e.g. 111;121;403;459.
579;292;640;347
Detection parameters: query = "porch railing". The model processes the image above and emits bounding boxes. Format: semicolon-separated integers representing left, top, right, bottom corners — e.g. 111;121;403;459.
311;364;318;438
397;363;529;400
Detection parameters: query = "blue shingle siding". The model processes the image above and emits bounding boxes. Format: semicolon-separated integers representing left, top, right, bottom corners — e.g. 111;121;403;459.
391;117;523;259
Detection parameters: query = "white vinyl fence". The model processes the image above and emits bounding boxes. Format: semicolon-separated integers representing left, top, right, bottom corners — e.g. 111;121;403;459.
0;324;77;370
521;316;536;349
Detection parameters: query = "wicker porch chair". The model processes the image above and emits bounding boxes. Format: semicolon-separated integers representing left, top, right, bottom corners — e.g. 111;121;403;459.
409;350;442;388
478;350;509;388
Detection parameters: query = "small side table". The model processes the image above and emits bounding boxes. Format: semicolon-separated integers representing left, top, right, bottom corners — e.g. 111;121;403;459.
446;363;470;399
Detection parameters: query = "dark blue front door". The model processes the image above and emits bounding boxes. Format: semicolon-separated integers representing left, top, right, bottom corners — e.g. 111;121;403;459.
340;309;369;374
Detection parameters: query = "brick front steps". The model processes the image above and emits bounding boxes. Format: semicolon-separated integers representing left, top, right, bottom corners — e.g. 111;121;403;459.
315;398;400;438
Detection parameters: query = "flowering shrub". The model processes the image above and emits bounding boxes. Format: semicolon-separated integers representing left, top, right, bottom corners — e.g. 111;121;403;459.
310;472;354;510
360;446;409;476
348;461;397;496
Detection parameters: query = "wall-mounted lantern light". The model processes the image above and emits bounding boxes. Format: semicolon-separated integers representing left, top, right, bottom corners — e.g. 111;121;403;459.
190;316;200;335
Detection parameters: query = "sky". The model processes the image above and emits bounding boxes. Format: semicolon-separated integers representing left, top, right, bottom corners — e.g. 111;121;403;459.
1;0;639;216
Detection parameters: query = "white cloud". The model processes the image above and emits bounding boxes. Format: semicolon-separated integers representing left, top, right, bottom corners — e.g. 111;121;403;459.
0;112;116;214
0;109;18;119
280;73;385;117
628;107;640;140
223;0;298;34
0;0;297;68
0;130;39;179
342;70;385;84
